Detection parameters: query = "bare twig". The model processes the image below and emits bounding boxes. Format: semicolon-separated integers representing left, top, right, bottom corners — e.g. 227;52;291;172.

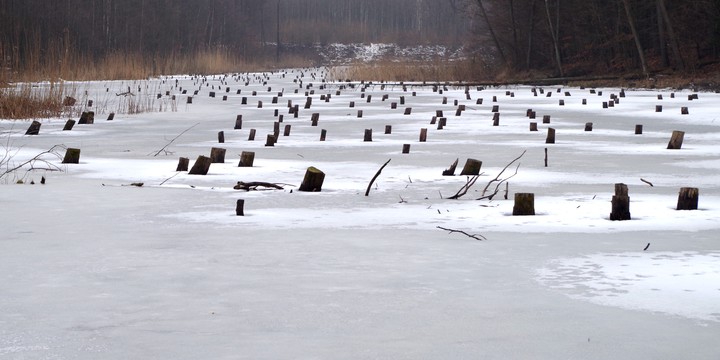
447;175;480;199
437;226;486;241
477;150;526;200
150;123;199;157
640;178;654;187
233;181;288;191
365;158;391;196
1;144;65;180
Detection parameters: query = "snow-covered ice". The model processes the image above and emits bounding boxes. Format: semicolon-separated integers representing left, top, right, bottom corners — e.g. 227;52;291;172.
1;69;719;359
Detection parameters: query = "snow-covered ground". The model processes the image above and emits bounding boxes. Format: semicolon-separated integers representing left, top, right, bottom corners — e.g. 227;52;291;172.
1;69;719;359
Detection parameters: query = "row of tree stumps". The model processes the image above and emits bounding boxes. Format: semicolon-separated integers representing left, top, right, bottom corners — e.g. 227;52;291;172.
511;184;700;218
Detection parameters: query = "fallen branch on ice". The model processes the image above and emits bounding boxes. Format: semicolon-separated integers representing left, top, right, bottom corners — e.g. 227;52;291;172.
437;226;486;241
365;158;391;196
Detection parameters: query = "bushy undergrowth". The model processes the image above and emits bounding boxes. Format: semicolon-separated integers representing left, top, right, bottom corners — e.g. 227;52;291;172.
0;83;69;119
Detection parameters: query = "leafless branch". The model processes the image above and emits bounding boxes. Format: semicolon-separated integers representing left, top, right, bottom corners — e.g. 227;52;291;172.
365;158;391;196
447;175;480;199
437;226;486;241
150;122;199;157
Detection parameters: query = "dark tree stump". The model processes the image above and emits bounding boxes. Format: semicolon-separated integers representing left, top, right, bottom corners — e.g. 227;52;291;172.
676;187;699;210
209;91;216;98
437;117;447;130
404;107;412;115
529;122;538;131
610;183;631;221
656;105;663;112
513;193;535;216
681;107;689;115
357;110;363;118
63;119;76;131
603;102;608;109
78;111;94;124
383;125;392;134
62;148;81;164
391;102;397;109
265;134;276;147
402;144;411;154
559;99;565;106
304;97;312;109
248;129;256;141
234;115;243;129
107;113;115;121
238;151;255;167
284;125;292;136
363;129;373;142
546;128;556;144
493;113;500;126
635;124;643;134
189;155;212;175
582;99;587;105
236;199;245;216
477;98;483;105
436;110;444;117
176;157;189;171
400;96;405;105
311;113;320;125
25;121;41;135
543;115;551;124
442;158;459;176
491;105;499;112
299;166;325;192
186;96;193;104
667;130;685;149
218;131;225;143
320;129;327;141
460;158;482;175
222;96;228;101
585;122;593;131
210;147;226;163
419;128;427;142
349;101;355;108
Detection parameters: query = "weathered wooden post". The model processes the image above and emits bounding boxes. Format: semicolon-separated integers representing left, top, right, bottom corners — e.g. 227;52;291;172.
402;144;411;154
546;128;556;144
667;130;685;149
404;107;412;115
584;122;593;131
62;148;81;164
436;110;444;117
238;151;255;167
63;119;76;131
513;193;535;216
299;166;325;192
656;105;663;112
384;125;392;134
25;121;41;135
311;113;320;126
676;187;699;210
635;124;643;134
218;131;225;143
107;113;115;121
543;115;551;124
78;111;94;124
186;96;193;104
357;110;363;118
437;117;447;130
248;129;256;141
442;158;459;176
681;107;689;115
234;115;243;129
210;147;226;163
419;128;428;142
493;113;500;126
363;129;373;142
610;183;631;220
189;155;212;175
167;155;188;172
283;124;292;136
491;105;499;112
265;134;276;147
529;122;538;131
320;129;327;141
460;159;482;175
236;199;245;216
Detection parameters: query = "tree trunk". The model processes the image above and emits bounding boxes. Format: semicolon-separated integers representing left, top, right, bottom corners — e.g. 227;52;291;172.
299;166;325;192
513;193;535;215
476;0;507;66
657;0;685;70
544;0;564;76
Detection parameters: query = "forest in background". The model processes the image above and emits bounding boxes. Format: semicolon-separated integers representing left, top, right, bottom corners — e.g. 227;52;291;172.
1;0;720;83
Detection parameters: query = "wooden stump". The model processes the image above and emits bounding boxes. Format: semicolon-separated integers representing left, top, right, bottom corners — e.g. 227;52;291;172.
404;107;412;115
493;113;500;126
676;187;699;210
63;119;76;131
210;147;226;163
363;129;373;142
437;117;447;130
218;131;225;143
235;199;245;216
107;113;115;121
543;115;551;124
656;105;663;112
284;125;291;136
681;107;689;115
419;128;428;142
78;111;94;124
584;122;593;131
176;157;189;171
610;183;631;221
25;121;41;135
299;166;325;192
357;110;363;118
582;99;587;105
186;96;193;104
222;96;228;101
513;193;535;216
436;110;444;117
189;155;211;175
559;99;565;106
442;158;459;176
384;125;392;134
391;102;397;109
529;122;538;131
667;130;685;149
491;105;499;112
349;101;355;108
209;91;216;98
402;144;411;154
62;148;81;164
234;115;243;129
635;124;643;134
265;134;276;147
460;158;482;176
546;128;556;144
311;113;320;126
248;129;256;141
320;129;327;141
238;151;255;167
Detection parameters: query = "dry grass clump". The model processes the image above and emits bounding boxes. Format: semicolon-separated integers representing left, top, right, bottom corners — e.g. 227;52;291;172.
0;83;70;119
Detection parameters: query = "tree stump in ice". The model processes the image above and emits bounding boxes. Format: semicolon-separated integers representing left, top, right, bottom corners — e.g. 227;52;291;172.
299;166;325;192
610;183;631;220
218;131;225;143
238;151;255;167
584;122;593;131
78;111;94;124
176;157;189;171
635;124;643;135
493;113;500;126
667;130;685;149
546;128;556;144
402;144;411;154
385;125;392;134
234;115;243;129
236;199;245;216
63;119;76;131
248;129;256;141
513;193;535;216
681;107;689;115
529;122;538;131
62;148;81;164
676;187;699;210
419;128;428;142
265;134;276;147
364;129;373;142
210;147;226;163
460;158;482;176
25;121;41;135
189;155;212;175
442;158;459;176
404;107;412;115
320;129;327;141
543;115;551;124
